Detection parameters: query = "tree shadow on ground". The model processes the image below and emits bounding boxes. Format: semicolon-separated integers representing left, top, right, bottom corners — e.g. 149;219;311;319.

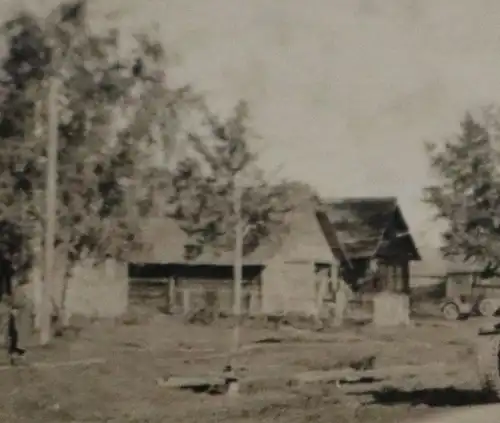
349;386;493;407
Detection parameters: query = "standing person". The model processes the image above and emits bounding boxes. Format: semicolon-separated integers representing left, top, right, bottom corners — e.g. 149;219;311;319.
2;275;32;366
0;256;13;302
6;298;26;365
0;255;16;364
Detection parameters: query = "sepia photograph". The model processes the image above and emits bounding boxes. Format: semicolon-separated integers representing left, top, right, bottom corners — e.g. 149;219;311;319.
1;0;500;421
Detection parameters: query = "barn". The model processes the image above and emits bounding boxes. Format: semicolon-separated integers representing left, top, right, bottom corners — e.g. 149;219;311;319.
130;204;338;318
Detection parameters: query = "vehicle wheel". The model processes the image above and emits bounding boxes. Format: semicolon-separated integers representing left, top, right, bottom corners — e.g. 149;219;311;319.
479;299;498;317
477;335;500;401
442;302;460;320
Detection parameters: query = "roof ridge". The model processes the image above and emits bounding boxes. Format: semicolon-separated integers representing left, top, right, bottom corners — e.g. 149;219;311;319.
317;196;413;259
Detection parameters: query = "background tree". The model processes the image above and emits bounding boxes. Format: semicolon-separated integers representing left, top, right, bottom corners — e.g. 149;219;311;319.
0;0;195;331
169;99;318;259
423;110;500;275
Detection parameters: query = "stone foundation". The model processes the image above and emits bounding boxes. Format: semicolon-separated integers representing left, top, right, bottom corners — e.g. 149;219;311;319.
372;292;410;327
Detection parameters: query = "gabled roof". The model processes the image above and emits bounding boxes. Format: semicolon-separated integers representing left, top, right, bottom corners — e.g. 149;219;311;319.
315;211;352;267
131;202;335;266
131;216;270;265
318;196;420;260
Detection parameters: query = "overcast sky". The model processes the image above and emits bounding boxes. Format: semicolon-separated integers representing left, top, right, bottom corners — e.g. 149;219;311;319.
10;0;500;247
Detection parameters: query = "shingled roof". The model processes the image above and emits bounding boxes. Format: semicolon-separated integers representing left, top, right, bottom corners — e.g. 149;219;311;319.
131;202;335;266
131;216;272;265
318;197;420;260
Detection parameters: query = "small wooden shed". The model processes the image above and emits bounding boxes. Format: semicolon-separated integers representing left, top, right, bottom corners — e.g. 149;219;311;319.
317;197;421;296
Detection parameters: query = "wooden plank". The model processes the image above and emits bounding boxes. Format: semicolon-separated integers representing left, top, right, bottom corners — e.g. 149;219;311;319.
162;277;176;313
157;375;226;388
156;362;450;394
129;278;171;285
182;289;190;315
291;362;447;385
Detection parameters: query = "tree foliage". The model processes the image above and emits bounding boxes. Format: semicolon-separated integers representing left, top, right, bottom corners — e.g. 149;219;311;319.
0;0;317;299
169;100;318;259
423;110;500;275
0;0;195;278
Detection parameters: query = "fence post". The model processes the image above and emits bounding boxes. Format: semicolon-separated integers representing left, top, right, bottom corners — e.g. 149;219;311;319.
166;277;176;314
182;289;190;315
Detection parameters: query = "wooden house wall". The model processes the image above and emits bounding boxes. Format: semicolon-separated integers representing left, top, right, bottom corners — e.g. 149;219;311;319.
343;258;410;297
130;268;262;316
286;262;319;315
377;260;410;294
132;259;330;318
259;207;336;317
260;256;318;316
27;257;128;319
130;205;336;318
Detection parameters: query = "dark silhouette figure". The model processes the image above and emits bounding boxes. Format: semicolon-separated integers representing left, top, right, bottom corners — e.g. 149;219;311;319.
132;57;144;77
0;258;26;365
7;307;25;365
0;257;13;302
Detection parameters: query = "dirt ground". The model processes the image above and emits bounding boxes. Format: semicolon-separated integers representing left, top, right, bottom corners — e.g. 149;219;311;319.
0;304;494;423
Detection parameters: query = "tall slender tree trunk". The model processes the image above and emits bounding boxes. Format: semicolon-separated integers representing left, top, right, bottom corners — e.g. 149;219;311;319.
231;178;243;355
40;76;60;345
